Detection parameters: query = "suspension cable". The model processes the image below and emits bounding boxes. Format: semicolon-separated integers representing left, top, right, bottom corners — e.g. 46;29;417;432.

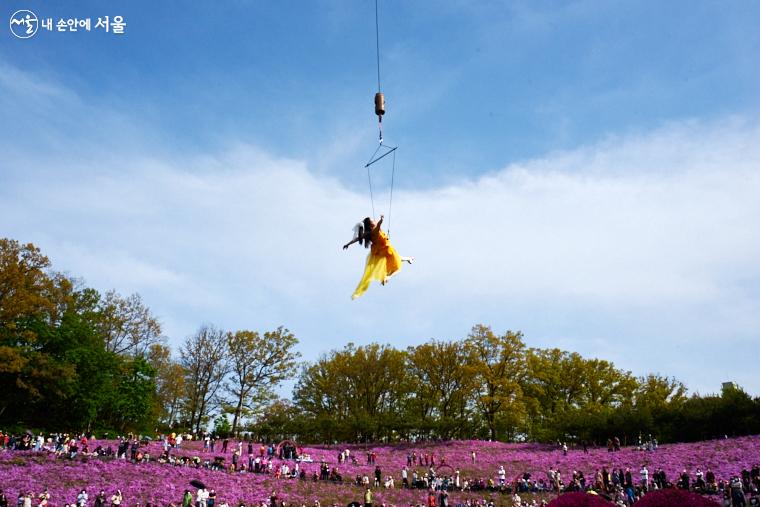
387;147;396;238
364;0;398;233
375;0;381;93
367;163;376;219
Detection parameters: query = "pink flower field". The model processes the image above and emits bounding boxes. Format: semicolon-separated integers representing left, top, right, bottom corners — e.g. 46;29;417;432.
3;436;759;506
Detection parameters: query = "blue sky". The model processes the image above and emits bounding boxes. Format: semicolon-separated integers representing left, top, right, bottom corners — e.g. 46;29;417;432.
2;1;760;395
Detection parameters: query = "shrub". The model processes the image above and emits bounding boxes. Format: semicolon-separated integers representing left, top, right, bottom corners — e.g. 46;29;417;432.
635;489;720;506
547;492;615;506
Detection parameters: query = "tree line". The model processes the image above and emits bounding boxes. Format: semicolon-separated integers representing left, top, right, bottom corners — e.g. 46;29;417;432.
0;239;299;435
2;238;759;444
279;334;760;445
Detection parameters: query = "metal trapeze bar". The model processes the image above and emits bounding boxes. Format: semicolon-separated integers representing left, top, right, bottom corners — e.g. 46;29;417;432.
365;145;398;168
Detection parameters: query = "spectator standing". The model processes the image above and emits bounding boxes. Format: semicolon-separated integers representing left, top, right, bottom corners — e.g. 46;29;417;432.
37;490;49;507
195;489;207;507
730;477;747;507
639;465;649;491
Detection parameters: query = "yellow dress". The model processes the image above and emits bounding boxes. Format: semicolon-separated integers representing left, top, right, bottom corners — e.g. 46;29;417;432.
351;228;402;299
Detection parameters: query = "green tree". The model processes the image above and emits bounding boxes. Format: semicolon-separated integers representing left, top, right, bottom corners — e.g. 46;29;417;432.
635;374;687;410
406;340;475;439
97;290;162;356
579;358;637;409
103;355;158;432
248;398;301;442
293;355;351;442
148;343;187;427
224;326;300;435
523;348;587;440
294;343;409;442
49;288;118;430
465;325;527;440
213;414;232;437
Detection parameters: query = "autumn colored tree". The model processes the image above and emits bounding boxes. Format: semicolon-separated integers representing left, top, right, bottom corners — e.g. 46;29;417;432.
0;239;159;431
0;239;56;335
0;239;74;422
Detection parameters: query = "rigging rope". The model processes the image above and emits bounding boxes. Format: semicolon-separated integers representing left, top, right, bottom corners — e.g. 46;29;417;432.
387;147;395;237
366;145;381;219
375;0;381;93
365;0;397;238
365;143;397;238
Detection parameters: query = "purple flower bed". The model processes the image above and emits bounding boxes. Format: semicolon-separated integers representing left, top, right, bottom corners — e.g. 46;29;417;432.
2;435;758;506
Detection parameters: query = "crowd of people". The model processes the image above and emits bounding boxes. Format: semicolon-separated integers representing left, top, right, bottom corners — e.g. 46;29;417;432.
536;463;759;506
0;488;124;507
2;430;759;506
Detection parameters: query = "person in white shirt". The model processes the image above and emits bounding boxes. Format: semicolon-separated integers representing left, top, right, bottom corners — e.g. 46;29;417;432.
196;489;208;507
639;465;649;491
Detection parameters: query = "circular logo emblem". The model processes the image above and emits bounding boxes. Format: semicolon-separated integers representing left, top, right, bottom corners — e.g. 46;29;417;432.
10;10;38;39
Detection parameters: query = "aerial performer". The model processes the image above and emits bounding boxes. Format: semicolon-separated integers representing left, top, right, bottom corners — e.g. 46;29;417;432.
343;215;413;299
344;0;412;299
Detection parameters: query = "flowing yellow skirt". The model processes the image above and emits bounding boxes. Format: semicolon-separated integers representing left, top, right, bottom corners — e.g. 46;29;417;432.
351;245;402;300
